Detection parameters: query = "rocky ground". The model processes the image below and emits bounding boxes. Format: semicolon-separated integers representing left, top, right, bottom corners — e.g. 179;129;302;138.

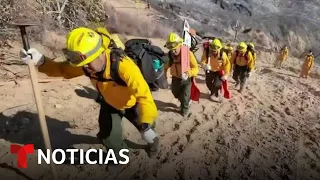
0;0;320;180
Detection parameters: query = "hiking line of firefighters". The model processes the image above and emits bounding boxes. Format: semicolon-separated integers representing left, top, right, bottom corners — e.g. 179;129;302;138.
164;31;315;114
19;26;316;162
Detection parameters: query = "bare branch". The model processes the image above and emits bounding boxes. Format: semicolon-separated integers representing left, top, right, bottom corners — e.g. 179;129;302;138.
55;0;61;12
57;0;68;21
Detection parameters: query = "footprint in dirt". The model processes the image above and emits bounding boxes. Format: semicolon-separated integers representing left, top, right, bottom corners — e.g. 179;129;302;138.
173;123;180;131
284;107;293;116
243;146;253;159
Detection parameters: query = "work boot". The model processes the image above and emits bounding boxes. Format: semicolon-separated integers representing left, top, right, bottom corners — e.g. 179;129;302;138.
235;81;240;88
180;108;189;117
239;84;244;93
145;137;160;158
209;95;221;103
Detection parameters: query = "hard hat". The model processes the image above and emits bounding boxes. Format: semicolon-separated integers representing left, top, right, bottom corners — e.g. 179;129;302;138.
238;42;247;52
210;39;222;51
164;32;183;50
64;27;106;67
248;42;254;49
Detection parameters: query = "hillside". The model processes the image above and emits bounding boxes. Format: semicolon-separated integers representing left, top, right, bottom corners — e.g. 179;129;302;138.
0;0;320;180
150;0;320;58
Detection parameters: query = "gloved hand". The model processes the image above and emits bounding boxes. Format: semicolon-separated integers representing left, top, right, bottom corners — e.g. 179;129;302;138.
221;75;228;81
181;72;189;81
20;48;44;66
141;125;158;144
203;64;211;71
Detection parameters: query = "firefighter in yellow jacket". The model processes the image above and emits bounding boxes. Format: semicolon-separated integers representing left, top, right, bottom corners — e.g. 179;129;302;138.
19;27;159;159
201;39;231;102
275;45;289;68
300;50;314;78
164;32;199;117
247;42;257;68
231;42;254;93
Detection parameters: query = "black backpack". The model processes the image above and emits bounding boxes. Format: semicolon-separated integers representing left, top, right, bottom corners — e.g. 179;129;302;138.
189;33;199;53
83;39;168;91
124;39;168;91
247;44;256;58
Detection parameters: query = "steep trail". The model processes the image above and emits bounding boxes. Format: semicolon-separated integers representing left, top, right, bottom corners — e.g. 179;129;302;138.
0;0;320;179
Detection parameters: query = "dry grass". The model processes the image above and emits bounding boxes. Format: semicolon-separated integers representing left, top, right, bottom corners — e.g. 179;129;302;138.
0;0;107;40
0;0;172;48
102;4;172;38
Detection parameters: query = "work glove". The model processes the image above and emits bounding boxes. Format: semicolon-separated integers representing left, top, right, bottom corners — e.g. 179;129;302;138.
140;123;158;144
203;64;211;71
20;48;45;66
221;75;228;81
181;72;189;81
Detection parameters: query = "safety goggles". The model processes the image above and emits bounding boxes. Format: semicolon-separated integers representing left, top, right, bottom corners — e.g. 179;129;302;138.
164;42;181;50
210;45;220;51
237;46;246;51
63;37;103;66
63;49;88;65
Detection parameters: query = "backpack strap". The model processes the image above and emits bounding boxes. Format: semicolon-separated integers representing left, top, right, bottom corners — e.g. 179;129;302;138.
82;48;127;86
235;50;249;61
168;51;175;67
245;51;249;61
205;46;210;63
219;49;226;60
109;48;127;86
168;50;180;75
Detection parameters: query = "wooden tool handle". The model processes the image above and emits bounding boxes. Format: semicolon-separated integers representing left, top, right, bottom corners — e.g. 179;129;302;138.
27;61;58;180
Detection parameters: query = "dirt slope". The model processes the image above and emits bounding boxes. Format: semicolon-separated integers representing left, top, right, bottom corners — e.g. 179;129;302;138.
0;0;320;180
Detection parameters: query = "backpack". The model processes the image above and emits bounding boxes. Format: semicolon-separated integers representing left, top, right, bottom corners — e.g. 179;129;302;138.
247;44;256;58
234;49;250;62
124;39;168;91
189;33;199;53
233;50;251;72
83;39;168;91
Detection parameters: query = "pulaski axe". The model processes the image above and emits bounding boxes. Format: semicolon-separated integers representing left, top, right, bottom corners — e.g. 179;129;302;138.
11;23;58;180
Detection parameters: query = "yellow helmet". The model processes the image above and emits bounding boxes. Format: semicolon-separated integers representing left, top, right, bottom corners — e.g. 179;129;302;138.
64;27;106;67
238;42;247;52
248;42;254;49
164;32;183;50
210;39;222;52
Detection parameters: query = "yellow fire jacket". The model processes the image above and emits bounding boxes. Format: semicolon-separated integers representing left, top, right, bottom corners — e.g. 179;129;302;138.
279;48;289;61
38;34;158;125
302;54;314;70
201;49;231;75
230;51;255;71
